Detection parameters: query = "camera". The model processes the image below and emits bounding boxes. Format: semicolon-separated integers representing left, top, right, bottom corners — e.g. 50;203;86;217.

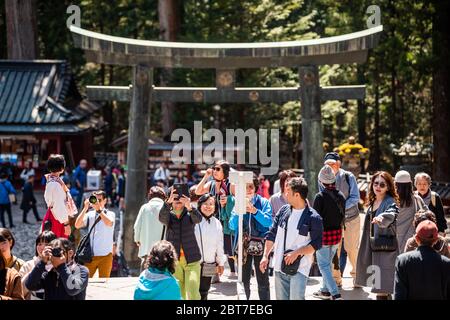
51;247;62;258
89;195;98;204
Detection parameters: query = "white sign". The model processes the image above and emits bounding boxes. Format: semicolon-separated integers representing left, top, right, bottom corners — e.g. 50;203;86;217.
229;171;253;299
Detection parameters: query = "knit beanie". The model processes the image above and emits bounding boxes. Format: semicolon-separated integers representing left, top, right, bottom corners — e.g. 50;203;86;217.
319;165;336;185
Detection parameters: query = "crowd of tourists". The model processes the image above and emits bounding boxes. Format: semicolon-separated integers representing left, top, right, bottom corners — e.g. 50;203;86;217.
1;152;449;300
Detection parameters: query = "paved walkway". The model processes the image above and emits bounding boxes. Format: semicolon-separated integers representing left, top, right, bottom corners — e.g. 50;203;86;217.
86;273;376;300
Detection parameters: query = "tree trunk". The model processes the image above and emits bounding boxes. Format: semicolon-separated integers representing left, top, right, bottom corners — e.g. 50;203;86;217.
5;0;38;59
390;69;398;142
158;0;180;140
371;67;381;171
357;66;367;147
432;0;450;181
102;66;115;152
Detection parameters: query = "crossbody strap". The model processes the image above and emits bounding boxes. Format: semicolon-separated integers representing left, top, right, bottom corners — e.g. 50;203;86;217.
370;204;375;238
85;214;102;242
283;209;291;252
160;225;166;241
199;223;205;263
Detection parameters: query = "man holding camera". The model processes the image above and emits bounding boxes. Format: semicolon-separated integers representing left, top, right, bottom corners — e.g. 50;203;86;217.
25;238;89;300
75;191;115;278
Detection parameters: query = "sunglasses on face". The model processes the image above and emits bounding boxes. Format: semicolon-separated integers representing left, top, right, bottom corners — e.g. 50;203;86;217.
373;181;387;188
213;167;222;172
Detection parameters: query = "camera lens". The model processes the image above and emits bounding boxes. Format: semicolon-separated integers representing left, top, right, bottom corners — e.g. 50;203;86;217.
89;195;97;204
51;248;62;257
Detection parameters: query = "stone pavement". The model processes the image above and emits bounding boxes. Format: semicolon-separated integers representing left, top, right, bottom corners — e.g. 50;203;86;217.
6;190;122;261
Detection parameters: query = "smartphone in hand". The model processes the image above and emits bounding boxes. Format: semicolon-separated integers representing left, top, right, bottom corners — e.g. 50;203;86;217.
173;183;189;199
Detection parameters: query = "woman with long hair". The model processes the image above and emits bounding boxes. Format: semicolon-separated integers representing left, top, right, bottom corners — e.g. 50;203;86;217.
394;171;427;252
355;171;400;300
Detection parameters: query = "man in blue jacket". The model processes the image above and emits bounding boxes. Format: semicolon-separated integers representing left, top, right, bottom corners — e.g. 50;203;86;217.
73;159;88;208
260;177;323;300
0;171;17;228
229;173;273;300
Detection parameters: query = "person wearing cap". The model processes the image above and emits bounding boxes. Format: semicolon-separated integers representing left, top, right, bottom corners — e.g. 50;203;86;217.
404;210;450;258
312;165;346;300
413;172;447;236
394;170;428;253
319;152;361;287
394;220;450;300
20;174;42;224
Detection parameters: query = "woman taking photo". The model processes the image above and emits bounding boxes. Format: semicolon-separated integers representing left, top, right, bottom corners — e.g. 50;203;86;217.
196;160;237;278
159;187;202;300
194;194;226;300
19;231;56;299
355;171;400;300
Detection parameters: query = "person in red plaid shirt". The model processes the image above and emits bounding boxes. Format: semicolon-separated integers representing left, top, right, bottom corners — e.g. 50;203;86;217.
312;165;346;300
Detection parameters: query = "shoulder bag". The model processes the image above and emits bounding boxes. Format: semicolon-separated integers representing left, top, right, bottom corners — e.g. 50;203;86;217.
369;205;397;252
246;215;264;256
75;214;102;264
198;224;217;277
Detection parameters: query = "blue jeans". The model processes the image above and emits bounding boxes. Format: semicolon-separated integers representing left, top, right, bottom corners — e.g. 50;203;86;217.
274;271;308;300
316;244;340;296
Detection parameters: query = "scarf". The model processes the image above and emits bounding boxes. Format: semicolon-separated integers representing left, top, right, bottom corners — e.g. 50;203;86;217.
46;174;77;216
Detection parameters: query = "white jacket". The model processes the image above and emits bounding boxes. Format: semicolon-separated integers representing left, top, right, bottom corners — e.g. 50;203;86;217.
195;216;227;266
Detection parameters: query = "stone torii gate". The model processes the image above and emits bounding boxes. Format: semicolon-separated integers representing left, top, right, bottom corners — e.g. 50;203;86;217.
70;25;382;267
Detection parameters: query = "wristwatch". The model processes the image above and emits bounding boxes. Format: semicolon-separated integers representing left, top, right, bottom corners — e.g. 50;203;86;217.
63;222;70;226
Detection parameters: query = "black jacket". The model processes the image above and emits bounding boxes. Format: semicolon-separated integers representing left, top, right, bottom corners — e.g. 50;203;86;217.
25;260;89;300
20;181;36;211
159;203;202;264
265;204;323;251
428;192;447;233
394;245;450;300
312;189;346;231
